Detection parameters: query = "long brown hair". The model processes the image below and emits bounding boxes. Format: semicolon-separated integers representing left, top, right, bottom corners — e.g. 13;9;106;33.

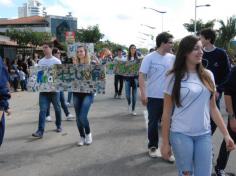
168;35;215;107
76;45;90;64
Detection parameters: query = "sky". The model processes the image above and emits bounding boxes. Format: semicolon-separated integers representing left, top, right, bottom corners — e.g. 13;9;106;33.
0;0;235;48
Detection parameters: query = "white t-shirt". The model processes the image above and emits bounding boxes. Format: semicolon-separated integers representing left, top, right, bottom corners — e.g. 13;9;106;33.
38;56;61;66
139;51;175;98
164;70;215;136
114;56;126;62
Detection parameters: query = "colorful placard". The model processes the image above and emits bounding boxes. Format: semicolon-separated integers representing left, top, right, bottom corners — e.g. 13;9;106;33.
27;64;106;94
106;60;141;76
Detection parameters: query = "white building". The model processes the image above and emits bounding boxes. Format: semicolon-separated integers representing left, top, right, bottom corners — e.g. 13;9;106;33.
18;0;46;18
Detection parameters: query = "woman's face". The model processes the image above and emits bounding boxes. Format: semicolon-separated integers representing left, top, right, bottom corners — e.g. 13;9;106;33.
54;50;61;59
130;46;136;55
77;47;86;59
186;40;203;65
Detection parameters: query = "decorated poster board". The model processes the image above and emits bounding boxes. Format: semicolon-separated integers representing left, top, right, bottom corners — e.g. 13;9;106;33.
106;60;141;76
27;64;106;94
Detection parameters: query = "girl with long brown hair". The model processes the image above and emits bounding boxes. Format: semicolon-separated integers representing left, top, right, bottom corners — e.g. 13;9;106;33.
161;35;235;176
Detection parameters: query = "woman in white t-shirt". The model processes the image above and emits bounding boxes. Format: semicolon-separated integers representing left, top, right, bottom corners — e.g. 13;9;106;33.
161;35;235;176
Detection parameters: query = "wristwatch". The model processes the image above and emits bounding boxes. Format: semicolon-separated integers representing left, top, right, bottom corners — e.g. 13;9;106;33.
228;113;235;120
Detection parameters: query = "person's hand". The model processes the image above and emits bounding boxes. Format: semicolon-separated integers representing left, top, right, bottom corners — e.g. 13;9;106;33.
140;94;148;106
5;109;11;116
161;143;172;160
224;135;235;151
229;118;236;132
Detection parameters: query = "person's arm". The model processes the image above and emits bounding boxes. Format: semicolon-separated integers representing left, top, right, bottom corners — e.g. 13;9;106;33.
217;51;231;94
138;57;150;106
225;95;236;132
210;94;235;151
161;93;173;160
138;72;147;106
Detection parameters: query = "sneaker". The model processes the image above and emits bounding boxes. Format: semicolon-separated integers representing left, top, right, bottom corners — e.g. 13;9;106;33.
56;127;62;133
132;111;137;116
114;93;118;99
32;130;43;138
165;155;175;163
46;116;52;122
77;137;85;146
65;114;74;121
215;167;226;176
148;147;161;158
66;102;73;107
85;133;92;145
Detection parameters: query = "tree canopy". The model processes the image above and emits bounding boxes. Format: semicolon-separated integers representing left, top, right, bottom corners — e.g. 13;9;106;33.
183;19;215;33
6;28;52;46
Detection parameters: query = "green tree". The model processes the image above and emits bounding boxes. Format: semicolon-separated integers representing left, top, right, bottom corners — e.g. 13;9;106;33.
76;25;104;43
95;40;127;54
183;19;215;33
139;48;148;55
30;31;52;46
6;28;52;46
215;16;236;49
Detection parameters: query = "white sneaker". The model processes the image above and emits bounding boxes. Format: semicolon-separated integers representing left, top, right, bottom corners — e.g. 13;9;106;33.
85;133;92;145
77;137;85;146
66;114;74;121
46;116;52;122
166;155;175;163
148;147;161;158
132;111;137;116
66;102;73;107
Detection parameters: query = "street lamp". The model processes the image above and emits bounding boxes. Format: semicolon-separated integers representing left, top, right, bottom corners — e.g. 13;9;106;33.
140;24;156;30
137;37;147;41
139;32;152;37
144;7;167;32
194;0;211;35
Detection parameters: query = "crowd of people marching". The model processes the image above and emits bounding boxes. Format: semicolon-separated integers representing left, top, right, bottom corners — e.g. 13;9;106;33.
0;28;236;176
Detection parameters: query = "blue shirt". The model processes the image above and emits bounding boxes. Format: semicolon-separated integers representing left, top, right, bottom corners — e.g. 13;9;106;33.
0;57;10;111
202;47;230;93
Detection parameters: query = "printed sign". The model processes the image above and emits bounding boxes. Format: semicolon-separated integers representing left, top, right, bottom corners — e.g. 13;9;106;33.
27;64;106;94
67;43;94;58
65;31;75;44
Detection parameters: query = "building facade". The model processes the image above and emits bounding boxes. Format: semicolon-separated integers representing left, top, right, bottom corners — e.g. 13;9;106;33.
18;0;45;18
0;15;77;42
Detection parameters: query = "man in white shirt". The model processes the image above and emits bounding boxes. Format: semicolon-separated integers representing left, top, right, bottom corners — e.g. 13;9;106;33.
139;32;175;161
32;42;62;138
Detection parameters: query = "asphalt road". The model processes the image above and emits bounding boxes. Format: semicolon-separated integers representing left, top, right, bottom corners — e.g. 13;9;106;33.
0;75;235;176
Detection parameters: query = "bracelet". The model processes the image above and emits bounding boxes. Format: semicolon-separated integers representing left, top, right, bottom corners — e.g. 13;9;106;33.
228;114;235;120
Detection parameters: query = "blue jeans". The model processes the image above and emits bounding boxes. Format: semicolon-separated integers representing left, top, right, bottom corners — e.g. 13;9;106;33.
46;91;69;117
125;78;138;111
147;98;163;148
0;113;5;146
38;92;61;133
73;93;94;138
170;132;212;176
67;92;73;103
